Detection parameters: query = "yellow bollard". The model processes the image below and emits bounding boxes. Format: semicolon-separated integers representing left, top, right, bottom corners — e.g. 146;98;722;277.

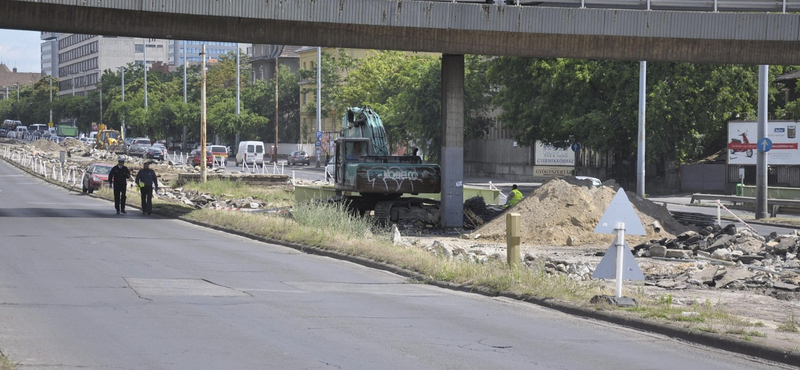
506;213;520;267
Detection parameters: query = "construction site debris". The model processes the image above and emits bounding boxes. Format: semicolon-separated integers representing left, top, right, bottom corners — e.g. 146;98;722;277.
471;178;688;246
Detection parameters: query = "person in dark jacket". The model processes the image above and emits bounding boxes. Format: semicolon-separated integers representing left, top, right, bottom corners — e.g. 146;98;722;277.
108;156;131;214
135;161;159;215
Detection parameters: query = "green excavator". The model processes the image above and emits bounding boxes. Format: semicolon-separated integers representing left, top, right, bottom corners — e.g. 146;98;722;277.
328;106;441;225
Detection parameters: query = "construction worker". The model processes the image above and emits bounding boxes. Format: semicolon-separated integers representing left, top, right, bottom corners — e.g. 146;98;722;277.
505;184;523;208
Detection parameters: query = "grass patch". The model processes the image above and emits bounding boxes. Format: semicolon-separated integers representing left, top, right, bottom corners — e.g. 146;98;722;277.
778;312;799;333
179;179;294;207
179;202;605;303
0;351;16;370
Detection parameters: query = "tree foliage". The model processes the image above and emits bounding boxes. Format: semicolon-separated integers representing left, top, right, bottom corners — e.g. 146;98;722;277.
487;57;796;172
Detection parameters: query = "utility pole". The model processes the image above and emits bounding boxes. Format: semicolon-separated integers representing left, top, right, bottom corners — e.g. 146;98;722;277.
121;67;125;138
183;40;188;153
48;76;53;126
316;47;322;168
99;81;103;126
143;38;148;110
200;44;207;182
236;42;241;150
636;61;646;198
756;65;769;219
274;55;279;164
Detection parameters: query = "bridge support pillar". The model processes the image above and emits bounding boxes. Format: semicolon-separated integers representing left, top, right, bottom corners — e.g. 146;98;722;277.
440;54;464;228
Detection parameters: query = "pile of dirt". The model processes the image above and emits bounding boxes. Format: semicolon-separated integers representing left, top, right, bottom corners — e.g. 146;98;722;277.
60;138;84;149
30;139;62;152
472;178;689;246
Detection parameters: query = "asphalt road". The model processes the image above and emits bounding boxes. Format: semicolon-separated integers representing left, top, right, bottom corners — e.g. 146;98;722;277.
0;159;793;370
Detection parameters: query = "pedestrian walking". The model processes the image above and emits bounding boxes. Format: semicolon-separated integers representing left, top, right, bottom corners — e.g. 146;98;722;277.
108;156;131;214
135;161;159;215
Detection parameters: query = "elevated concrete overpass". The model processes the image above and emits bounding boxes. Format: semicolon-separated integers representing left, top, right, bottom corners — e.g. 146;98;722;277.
3;0;800;64
4;0;798;226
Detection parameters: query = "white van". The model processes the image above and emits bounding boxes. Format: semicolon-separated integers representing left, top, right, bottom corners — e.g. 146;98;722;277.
236;141;265;166
9;126;28;139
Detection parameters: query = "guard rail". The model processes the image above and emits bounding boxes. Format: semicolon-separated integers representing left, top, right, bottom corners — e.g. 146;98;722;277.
691;193;800;217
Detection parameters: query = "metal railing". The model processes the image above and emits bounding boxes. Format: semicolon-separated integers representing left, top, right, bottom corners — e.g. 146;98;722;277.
442;0;799;12
1;144;83;189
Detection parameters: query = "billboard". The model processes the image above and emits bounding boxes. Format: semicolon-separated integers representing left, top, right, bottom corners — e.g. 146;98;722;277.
535;141;575;166
727;121;800;165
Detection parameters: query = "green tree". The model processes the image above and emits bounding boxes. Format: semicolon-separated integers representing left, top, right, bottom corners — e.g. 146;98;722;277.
487;57;787;185
298;48;356;123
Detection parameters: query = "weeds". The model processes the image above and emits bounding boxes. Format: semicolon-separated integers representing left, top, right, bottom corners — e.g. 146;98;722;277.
0;350;16;370
778;311;799;333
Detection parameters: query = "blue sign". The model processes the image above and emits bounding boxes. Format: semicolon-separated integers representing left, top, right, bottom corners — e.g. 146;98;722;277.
315;140;321;147
316;131;322;139
757;137;773;152
571;142;581;152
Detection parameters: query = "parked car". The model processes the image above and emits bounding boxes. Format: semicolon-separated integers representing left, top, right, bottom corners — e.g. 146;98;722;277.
127;144;147;157
575;176;602;187
187;148;213;167
127;138;151;150
288;150;310;166
144;145;165;161
206;145;228;166
82;163;115;193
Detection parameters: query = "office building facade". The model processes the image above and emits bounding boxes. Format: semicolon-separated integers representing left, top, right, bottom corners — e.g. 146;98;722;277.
56;35;169;97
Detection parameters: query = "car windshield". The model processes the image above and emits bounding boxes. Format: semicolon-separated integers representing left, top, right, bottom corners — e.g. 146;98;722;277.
93;166;112;175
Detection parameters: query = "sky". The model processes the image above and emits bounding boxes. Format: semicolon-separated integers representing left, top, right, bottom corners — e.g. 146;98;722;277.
0;29;43;73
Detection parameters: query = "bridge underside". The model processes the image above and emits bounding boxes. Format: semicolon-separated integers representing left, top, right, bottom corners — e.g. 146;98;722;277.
3;0;800;64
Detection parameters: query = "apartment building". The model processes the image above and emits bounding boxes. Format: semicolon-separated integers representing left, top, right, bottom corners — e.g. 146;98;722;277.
55;35;169;97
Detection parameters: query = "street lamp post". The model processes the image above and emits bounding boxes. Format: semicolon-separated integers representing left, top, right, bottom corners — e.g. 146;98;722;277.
49;76;53;126
236;42;240;149
316;47;322;167
274;55;279;164
182;40;188;152
143;38;148;110
120;67;125;137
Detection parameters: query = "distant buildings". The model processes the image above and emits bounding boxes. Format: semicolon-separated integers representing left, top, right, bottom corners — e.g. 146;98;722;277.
0;64;41;100
53;34;170;97
43;33;248;97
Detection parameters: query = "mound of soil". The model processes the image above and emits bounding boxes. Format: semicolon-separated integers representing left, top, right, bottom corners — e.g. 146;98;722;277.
473;178;689;246
31;139;62;152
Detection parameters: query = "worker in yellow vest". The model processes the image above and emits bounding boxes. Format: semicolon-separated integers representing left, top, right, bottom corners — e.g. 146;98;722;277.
505;184;523;208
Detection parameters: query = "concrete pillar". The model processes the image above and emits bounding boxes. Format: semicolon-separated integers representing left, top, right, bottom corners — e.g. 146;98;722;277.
440;54;464;228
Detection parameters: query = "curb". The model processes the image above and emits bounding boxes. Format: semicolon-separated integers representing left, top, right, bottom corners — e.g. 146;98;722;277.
3;155;799;367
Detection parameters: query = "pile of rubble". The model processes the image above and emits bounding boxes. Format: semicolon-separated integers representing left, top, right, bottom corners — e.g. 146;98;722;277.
158;188;277;210
634;224;800;295
400;177;800;297
471;178;688;246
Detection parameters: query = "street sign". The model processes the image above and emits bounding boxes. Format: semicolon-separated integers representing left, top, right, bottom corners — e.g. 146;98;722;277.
315;140;321;147
316;131;322;139
592;237;644;280
757;137;773;152
595;188;646;235
571;142;581;152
